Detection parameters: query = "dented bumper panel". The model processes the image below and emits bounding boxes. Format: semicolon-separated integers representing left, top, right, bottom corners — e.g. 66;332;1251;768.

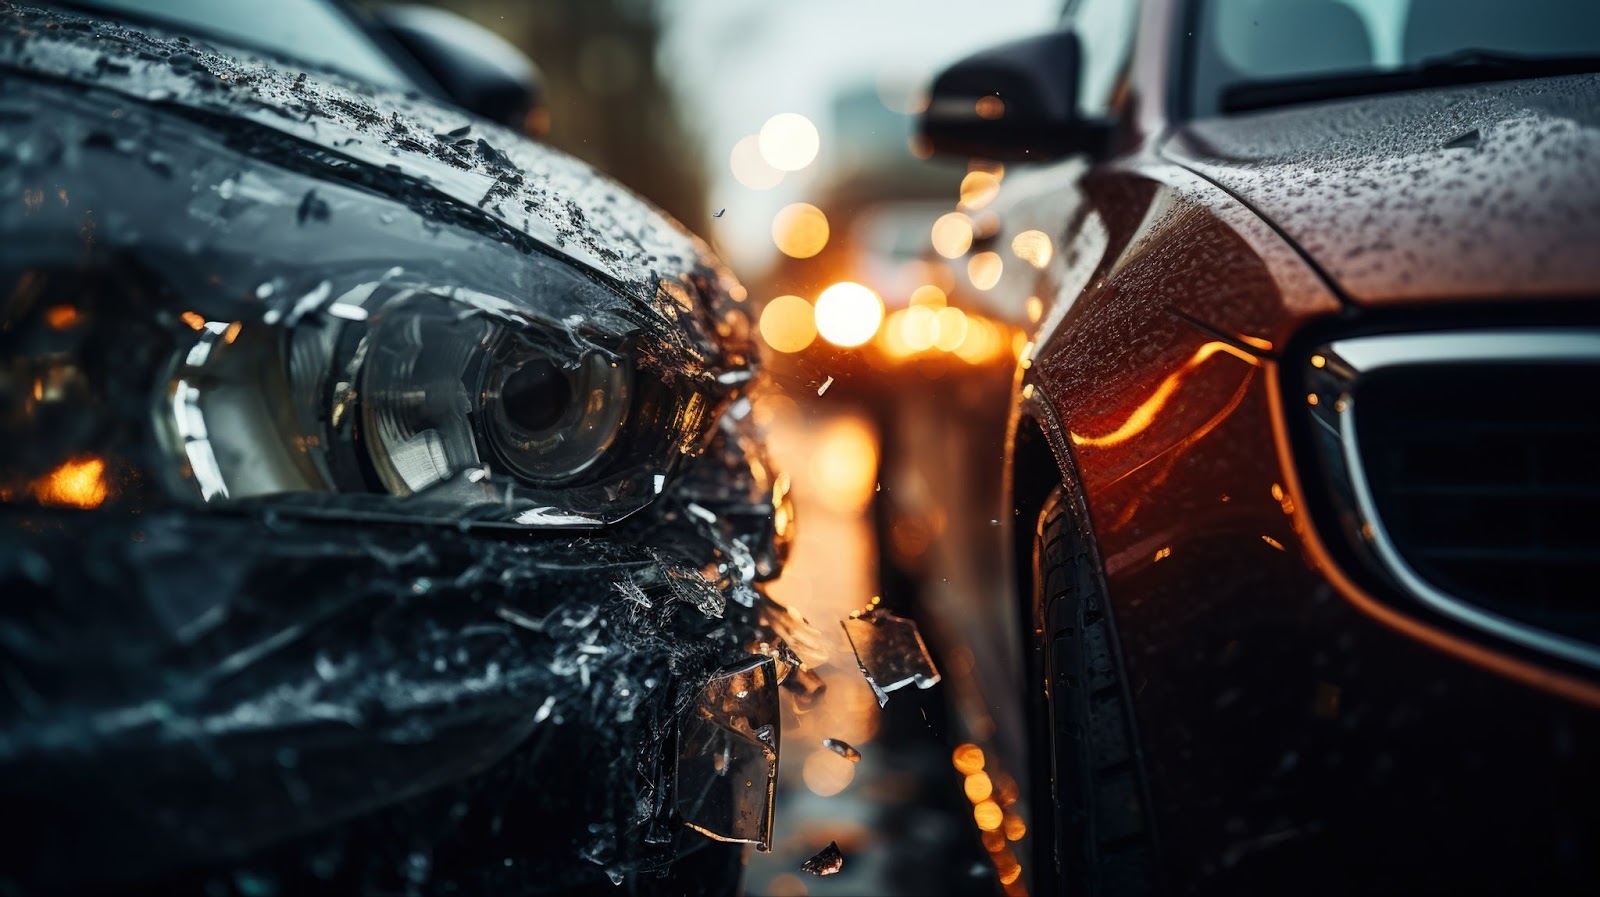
0;508;784;892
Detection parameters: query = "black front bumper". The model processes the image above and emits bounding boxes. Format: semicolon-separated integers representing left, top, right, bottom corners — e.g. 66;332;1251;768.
0;509;758;894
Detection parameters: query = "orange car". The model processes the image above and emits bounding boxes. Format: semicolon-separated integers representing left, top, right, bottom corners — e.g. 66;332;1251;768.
921;0;1600;893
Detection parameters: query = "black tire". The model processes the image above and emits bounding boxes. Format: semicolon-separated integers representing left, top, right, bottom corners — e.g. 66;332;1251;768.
1026;486;1158;897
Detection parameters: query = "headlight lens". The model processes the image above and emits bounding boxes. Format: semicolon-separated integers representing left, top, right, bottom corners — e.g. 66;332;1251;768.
1;262;730;529
479;340;631;484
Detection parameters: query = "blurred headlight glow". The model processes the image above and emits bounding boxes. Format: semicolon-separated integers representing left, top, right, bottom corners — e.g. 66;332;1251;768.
813;282;883;348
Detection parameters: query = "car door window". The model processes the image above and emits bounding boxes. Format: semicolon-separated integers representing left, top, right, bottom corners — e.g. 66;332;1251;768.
1064;0;1142;117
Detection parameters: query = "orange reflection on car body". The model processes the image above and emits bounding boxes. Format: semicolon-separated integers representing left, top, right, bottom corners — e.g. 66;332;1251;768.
44;305;80;330
32;455;109;508
1070;341;1260;448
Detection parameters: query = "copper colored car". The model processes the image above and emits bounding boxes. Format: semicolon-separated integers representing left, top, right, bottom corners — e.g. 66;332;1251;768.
920;0;1600;893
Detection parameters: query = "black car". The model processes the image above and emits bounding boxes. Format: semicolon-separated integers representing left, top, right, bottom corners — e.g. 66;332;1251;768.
0;1;801;894
912;0;1600;894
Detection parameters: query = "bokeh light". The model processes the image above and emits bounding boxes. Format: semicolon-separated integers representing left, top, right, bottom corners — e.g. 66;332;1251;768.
900;305;937;351
814;281;883;347
802;748;858;797
759;112;820;172
730;134;784;190
964;770;994;803
909;284;948;309
932;306;969;351
959;171;1001;210
968;251;1003;290
31;455;109;508
759;294;818;353
931;212;974;259
953;743;985;775
809;415;879;513
1012;229;1053;268
974;799;1004;831
772;202;830;259
952;315;1006;364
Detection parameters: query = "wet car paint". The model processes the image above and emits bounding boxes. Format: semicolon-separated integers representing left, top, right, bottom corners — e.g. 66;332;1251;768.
1013;146;1600;888
966;1;1600;892
1166;74;1600;304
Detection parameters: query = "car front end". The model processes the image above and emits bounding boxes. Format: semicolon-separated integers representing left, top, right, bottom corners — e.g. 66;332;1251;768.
0;4;805;893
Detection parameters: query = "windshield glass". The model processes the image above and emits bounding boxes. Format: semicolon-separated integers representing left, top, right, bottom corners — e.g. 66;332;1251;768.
1190;0;1600;116
70;0;413;88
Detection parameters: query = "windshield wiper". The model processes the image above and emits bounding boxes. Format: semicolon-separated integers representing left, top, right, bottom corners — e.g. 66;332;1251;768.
1220;50;1600;114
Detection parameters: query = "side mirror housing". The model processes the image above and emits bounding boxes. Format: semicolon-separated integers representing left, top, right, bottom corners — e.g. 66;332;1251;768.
919;30;1110;162
371;4;549;135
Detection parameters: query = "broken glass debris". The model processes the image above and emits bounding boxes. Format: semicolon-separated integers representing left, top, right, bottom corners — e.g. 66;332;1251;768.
841;608;943;707
677;656;780;851
800;841;844;876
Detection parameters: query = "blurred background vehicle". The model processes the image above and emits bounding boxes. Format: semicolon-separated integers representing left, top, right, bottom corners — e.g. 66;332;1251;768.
916;0;1600;894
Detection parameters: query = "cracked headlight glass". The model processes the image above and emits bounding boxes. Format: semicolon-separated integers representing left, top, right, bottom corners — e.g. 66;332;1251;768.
165;269;714;527
2;259;731;529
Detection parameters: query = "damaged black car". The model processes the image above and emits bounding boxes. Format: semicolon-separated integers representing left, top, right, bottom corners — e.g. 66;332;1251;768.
0;1;810;893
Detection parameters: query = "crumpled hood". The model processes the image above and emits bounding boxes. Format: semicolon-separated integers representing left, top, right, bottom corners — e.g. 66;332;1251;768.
1166;73;1600;304
0;3;744;344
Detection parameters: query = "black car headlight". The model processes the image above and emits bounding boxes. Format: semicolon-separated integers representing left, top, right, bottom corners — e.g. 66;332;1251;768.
0;76;757;532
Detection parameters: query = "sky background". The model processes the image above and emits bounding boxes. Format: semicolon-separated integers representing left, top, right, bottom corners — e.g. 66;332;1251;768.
656;0;1060;272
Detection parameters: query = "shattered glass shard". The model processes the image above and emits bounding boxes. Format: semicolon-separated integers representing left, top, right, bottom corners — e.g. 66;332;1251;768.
800;841;844;876
648;550;726;619
841;609;942;707
677;656;780;851
753;637;803;683
822;738;862;763
611;579;653;620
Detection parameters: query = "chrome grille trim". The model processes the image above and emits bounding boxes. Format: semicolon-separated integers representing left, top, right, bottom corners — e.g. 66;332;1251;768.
1306;328;1600;670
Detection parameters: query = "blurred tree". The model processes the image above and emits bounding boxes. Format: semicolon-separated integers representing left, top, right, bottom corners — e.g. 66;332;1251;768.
390;0;709;234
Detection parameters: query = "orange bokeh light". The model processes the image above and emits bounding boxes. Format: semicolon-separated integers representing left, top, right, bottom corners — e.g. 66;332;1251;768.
802;748;857;797
953;743;985;775
808;416;879;513
772;203;830;259
964;770;994;803
813;282;883;348
931;212;974;259
959;171;1001;210
759;294;818;354
974;799;1004;831
1012;229;1053;268
968;251;1003;290
32;456;109;508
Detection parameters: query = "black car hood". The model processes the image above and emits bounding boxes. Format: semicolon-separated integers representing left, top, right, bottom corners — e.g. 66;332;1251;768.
0;3;747;357
1166;74;1600;305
